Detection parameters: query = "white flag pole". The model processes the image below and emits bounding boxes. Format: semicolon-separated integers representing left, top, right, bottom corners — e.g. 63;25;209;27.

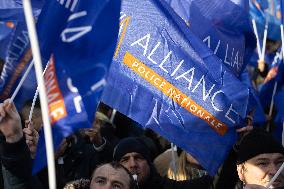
252;19;262;59
10;60;34;102
281;24;284;59
22;1;56;189
266;162;284;188
170;143;177;180
110;109;117;123
28;62;49;122
261;24;268;61
267;23;284;130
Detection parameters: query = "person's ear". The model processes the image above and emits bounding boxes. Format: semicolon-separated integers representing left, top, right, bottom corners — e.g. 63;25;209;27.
237;164;245;182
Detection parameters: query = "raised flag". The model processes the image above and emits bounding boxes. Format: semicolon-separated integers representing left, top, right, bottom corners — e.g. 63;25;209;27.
32;0;121;174
0;0;72;108
0;0;44;108
250;0;283;40
102;0;251;175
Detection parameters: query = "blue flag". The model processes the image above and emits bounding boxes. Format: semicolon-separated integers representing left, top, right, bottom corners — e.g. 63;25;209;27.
240;69;266;125
32;0;121;174
0;0;71;109
164;0;255;77
259;47;284;108
273;84;284;144
250;0;283;40
102;0;251;175
0;21;16;59
0;0;45;108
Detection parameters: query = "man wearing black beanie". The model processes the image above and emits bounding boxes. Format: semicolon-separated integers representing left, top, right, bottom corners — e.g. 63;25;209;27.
236;129;284;189
113;137;213;189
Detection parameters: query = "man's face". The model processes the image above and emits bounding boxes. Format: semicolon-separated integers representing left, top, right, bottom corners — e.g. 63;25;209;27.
237;153;284;188
119;152;150;185
90;164;130;189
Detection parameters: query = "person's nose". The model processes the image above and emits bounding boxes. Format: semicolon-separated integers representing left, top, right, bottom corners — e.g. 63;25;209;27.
128;157;138;170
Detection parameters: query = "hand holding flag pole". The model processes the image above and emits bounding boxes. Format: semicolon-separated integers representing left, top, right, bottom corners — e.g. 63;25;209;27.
252;19;268;73
22;0;56;188
0;60;34;122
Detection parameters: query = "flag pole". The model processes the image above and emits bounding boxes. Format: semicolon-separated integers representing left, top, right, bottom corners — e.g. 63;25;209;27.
261;24;268;61
29;62;49;122
22;0;56;188
266;162;284;188
266;81;277;131
252;19;262;60
170;143;177;180
10;60;34;102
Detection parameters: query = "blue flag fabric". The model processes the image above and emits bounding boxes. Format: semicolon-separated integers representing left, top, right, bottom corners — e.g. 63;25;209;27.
273;84;284;144
0;0;72;109
0;0;45;108
164;0;255;77
240;70;267;125
0;21;16;59
259;48;284;108
32;0;121;174
281;0;284;24
102;0;251;175
250;0;283;40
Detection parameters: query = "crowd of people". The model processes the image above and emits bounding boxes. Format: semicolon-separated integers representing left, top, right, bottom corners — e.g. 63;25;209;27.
0;94;282;189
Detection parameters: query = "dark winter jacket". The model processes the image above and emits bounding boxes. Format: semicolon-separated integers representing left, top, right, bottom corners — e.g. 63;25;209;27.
0;137;43;189
140;164;213;189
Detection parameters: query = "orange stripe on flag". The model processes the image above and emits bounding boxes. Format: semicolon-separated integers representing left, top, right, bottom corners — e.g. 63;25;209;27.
114;17;131;59
45;56;67;124
123;51;228;135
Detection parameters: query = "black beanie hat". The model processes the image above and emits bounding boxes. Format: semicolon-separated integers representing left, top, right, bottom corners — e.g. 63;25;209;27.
237;129;284;164
113;137;152;163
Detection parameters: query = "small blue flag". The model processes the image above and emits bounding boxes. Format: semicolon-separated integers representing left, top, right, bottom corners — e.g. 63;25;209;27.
250;0;283;40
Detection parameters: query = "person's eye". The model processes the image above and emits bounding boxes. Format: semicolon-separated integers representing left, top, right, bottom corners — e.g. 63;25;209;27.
113;184;122;189
257;162;268;166
136;156;145;162
120;158;128;163
96;179;105;184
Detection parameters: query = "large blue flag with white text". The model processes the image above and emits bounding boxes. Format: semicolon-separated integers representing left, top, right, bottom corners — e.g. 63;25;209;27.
32;0;121;174
102;0;251;175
